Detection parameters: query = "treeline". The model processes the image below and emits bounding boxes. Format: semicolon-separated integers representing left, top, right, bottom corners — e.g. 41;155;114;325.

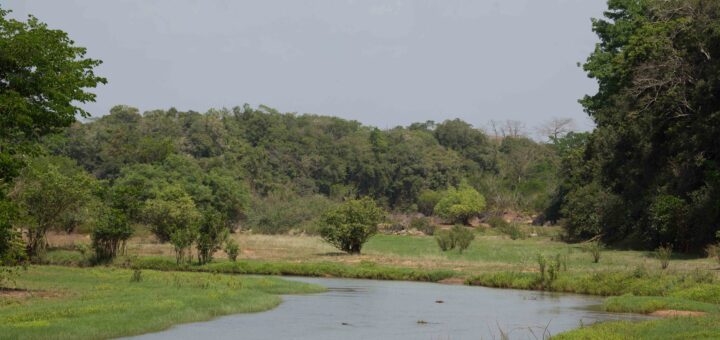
41;105;562;231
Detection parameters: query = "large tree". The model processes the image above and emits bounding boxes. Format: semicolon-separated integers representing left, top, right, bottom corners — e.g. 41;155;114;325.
564;0;720;250
0;7;104;265
0;7;106;181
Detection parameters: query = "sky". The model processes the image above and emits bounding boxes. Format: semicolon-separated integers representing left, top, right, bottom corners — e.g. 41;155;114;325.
6;0;607;132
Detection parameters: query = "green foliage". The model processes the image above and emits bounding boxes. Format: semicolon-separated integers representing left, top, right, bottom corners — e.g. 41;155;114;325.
0;7;105;182
170;225;198;265
409;216;435;235
586;241;604;263
435;225;475;253
319;197;384;254
434;229;454;251
452;225;475;253
9;156;97;260
141;185;201;243
434;185;486;224
416;190;442;216
196;209;228;264
224;239;240;262
487;216;526;240
92;209;133;262
246;193;337;234
551;0;720;251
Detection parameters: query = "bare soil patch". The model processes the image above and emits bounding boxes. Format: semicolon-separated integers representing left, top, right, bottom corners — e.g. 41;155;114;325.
649;310;706;317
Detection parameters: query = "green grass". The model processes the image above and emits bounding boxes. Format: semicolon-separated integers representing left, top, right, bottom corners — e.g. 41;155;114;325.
554;315;720;339
130;256;457;282
467;269;718;300
0;266;324;340
602;296;720;314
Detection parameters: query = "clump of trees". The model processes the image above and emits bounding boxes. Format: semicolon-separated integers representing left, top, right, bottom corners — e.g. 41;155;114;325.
319;197;384;254
548;0;720;252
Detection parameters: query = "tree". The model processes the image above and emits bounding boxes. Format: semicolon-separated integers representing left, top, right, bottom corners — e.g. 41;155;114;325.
196;208;228;264
561;0;720;250
9;156;97;259
0;7;106;182
537;118;575;141
141;185;200;243
434;185;486;224
319;197;384;254
92;209;133;262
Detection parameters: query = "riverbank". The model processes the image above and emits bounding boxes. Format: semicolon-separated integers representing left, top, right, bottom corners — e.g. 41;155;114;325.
37;231;720;338
0;266;324;340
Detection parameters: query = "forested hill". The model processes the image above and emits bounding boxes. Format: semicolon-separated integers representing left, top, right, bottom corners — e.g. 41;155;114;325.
43;104;564;225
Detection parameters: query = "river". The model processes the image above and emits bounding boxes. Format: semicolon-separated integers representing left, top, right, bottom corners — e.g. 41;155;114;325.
129;276;652;340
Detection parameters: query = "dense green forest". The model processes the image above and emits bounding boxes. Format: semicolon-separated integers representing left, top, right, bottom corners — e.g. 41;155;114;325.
41;104;562;230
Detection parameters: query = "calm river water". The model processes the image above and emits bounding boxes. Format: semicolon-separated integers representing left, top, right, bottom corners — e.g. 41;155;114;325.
129;276;651;340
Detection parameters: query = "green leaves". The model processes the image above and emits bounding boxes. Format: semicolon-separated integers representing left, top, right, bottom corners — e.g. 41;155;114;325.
434;185;486;225
320;197;384;254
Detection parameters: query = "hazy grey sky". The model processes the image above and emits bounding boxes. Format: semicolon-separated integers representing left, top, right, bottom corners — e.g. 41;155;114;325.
6;0;606;131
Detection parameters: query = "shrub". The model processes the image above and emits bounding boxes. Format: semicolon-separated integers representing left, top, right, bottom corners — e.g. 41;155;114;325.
435;229;454;251
656;244;673;270
488;216;526;240
705;243;720;264
434;185;486;224
92;209;133;262
435;225;475;253
452;225;475;253
224;239;240;261
196;209;228;264
410;217;435;235
170;227;197;264
319;197;384;254
417;190;442;216
586;240;604;263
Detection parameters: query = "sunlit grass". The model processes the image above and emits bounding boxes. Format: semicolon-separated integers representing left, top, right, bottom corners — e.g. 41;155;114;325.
0;266;324;340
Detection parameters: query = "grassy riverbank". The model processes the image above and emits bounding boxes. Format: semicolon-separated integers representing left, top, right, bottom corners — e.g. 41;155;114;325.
0;266;324;340
39;231;720;339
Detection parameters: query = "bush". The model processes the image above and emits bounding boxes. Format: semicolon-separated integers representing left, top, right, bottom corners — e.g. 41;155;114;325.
656;244;673;270
409;217;435;235
92;209;133;262
435;229;455;251
417;190;442;216
488;216;526;240
196;209;229;264
319;197;384;254
706;243;720;264
224;239;240;261
434;185;486;224
452;225;475;253
586;240;604;263
170;227;197;264
435;225;475;253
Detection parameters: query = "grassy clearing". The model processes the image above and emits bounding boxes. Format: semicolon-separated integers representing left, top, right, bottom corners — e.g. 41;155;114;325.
0;266;323;340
